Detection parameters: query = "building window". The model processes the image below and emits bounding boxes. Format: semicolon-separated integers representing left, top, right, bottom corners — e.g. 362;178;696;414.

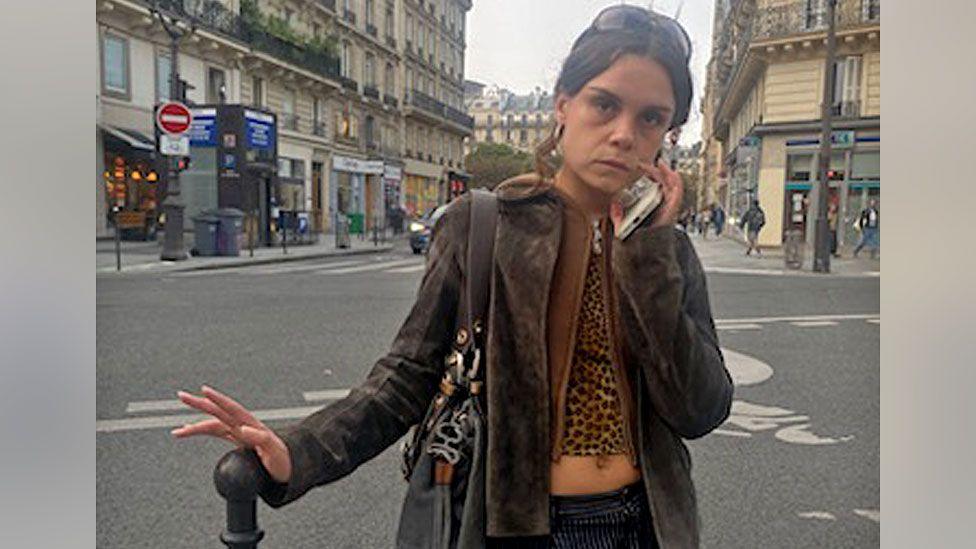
862;0;880;22
407;13;414;45
487;114;493;127
364;52;375;86
251;76;264;107
804;0;827;30
313;97;324;134
787;153;815;181
851;150;880;180
418;24;425;55
312;22;322;38
831;56;862;117
341;41;352;78
365;0;374;26
385;2;394;37
207;67;227;103
102;33;129;98
385;63;395;95
155;51;172;102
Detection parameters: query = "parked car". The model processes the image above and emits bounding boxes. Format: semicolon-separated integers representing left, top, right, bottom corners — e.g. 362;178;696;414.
408;204;450;254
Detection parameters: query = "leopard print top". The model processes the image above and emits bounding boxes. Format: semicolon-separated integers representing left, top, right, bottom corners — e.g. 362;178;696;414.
560;247;627;456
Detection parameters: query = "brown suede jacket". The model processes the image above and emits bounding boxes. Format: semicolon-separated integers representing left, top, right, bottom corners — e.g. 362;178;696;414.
258;174;734;548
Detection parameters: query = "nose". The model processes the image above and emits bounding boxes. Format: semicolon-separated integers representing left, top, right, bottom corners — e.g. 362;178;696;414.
607;116;637;151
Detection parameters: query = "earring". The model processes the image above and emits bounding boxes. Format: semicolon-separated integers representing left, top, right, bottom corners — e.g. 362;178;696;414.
553;123;565;156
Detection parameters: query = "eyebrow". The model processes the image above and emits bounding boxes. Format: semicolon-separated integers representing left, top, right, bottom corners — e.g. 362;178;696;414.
587;86;674;115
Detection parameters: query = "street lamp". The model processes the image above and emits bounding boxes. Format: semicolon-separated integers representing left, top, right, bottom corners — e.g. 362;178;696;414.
150;0;196;261
812;0;838;273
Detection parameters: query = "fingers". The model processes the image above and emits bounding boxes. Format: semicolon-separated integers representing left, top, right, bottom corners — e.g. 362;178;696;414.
200;385;265;430
177;390;238;428
171;418;232;439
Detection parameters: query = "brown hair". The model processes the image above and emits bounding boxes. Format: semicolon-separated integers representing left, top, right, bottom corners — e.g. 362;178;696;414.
534;21;694;180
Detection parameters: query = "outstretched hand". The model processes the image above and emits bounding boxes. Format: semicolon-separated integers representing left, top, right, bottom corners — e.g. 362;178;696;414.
171;385;292;485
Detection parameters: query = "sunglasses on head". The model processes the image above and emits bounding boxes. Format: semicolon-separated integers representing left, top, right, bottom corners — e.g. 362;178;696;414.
573;4;692;62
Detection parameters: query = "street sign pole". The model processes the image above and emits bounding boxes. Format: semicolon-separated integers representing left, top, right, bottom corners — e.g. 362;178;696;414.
813;0;838;273
153;3;191;261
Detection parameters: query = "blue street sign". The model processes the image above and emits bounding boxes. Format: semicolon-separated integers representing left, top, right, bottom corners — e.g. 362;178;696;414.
244;109;276;150
188;108;217;147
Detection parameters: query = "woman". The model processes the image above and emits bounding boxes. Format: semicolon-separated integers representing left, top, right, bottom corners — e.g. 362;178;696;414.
173;5;732;548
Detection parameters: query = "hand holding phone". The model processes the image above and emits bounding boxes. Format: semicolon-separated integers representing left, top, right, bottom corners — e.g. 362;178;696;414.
614;175;664;240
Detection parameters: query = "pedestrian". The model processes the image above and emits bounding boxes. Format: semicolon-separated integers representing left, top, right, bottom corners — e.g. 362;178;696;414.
699;208;711;239
711;203;726;236
853;198;880;259
172;6;731;548
827;202;840;258
738;199;766;256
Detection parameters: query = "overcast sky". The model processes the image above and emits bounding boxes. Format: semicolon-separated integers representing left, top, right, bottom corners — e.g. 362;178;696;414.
465;0;714;146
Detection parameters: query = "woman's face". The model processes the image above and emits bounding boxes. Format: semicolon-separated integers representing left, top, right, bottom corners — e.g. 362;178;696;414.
555;53;676;197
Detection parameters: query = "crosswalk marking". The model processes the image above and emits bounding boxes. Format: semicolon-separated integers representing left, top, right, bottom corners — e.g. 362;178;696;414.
97;405;325;434
125;399;186;414
715;313;877;325
247;259;364;275
790;321;839;328
318;258;421;275
867;319;880;325
385;264;426;274
303;389;352;401
717;323;762;331
853;509;880;523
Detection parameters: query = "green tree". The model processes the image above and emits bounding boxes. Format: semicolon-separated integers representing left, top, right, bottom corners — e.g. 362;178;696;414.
464;143;535;190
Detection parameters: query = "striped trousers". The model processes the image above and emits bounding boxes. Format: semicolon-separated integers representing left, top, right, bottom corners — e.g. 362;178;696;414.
486;481;658;548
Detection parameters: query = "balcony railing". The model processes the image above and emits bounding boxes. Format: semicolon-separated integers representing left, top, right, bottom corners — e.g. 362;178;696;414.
343;8;357;25
340;76;359;92
363;84;380;100
386;35;397;48
317;0;336;11
752;0;881;43
383;93;398;108
313;121;327;137
406;39;413;51
407;90;474;129
831;100;861;118
366;23;378;36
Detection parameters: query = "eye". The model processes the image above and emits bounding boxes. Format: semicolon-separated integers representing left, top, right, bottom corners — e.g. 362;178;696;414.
592;96;616;114
642;111;664;126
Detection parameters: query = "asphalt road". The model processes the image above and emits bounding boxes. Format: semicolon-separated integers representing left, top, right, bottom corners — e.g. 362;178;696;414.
96;241;879;548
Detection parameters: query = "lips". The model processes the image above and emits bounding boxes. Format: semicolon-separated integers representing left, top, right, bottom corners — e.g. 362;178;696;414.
596;159;630;172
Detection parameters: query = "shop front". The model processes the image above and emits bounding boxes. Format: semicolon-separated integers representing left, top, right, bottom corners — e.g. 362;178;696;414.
98;124;162;240
402;158;443;218
741;124;880;250
331;155;383;235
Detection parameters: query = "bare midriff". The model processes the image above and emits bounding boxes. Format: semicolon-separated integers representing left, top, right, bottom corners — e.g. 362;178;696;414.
550;455;641;495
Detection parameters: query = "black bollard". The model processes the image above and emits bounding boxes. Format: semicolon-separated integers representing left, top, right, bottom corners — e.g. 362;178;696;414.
213;449;270;549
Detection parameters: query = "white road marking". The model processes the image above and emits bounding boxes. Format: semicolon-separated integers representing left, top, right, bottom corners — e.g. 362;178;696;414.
318;258;420;274
797;511;837;521
715;313;878;325
790;321;839;328
385;263;426;274
125;399;186;414
853;509;880;523
168;269;241;278
721;348;774;386
775;423;855;445
303;389;352;401
704;266;790;276
867;319;880;325
97;405;326;433
246;259;364;275
717;323;762;331
715;400;853;445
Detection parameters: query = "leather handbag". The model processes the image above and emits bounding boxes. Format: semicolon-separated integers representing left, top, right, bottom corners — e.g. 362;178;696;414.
396;189;498;549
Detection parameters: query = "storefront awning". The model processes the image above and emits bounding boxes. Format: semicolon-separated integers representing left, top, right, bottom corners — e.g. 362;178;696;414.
99;123;155;152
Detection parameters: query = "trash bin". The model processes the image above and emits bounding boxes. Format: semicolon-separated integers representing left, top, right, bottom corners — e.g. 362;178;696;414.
783;229;805;270
214;208;245;256
191;211;220;256
335;215;351;249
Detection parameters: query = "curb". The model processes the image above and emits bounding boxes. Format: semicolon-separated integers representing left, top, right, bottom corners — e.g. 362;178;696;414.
170;245;396;273
97;244;398;274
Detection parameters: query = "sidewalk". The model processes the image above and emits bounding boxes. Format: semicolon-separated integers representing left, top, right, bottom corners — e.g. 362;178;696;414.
687;228;880;278
96;232;403;274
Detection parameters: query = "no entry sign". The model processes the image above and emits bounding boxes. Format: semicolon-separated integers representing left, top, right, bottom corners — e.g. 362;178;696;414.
156;102;193;135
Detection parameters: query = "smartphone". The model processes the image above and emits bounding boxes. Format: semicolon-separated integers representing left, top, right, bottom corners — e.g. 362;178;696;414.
614;175;664;240
614;150;665;240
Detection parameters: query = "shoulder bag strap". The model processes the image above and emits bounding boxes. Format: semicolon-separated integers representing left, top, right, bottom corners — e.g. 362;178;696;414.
464;189;498;362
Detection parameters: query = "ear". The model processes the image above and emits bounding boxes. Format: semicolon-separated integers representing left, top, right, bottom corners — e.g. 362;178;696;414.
554;92;571;126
